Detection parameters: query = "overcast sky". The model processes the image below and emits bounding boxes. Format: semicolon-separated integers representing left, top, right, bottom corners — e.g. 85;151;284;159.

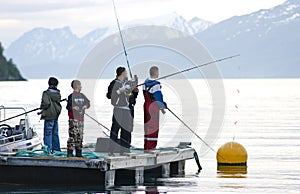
0;0;286;47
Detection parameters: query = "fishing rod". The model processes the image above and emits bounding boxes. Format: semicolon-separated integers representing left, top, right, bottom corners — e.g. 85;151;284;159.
84;112;110;137
0;98;68;123
135;54;240;88
166;107;226;161
112;0;133;79
84;112;136;148
0;108;40;123
37;98;67;115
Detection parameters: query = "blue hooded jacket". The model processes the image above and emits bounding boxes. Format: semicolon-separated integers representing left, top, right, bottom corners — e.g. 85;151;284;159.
144;79;167;109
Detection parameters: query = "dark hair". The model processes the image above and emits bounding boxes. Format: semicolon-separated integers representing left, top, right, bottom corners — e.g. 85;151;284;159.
71;80;81;89
116;67;126;77
149;66;159;77
48;77;59;86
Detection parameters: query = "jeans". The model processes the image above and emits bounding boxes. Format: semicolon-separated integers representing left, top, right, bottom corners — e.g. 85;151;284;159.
44;120;60;152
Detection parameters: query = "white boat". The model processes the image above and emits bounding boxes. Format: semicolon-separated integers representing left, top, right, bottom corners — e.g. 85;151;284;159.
0;106;42;153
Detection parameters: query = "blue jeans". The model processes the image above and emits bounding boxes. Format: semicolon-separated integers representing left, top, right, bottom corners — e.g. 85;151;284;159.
44;120;60;152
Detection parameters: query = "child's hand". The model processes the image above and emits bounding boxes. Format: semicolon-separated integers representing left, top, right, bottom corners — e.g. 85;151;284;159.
73;106;80;111
82;105;88;110
119;87;126;93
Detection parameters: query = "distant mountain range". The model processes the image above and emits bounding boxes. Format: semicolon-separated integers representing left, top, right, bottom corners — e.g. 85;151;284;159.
4;13;213;78
4;0;300;78
196;0;300;78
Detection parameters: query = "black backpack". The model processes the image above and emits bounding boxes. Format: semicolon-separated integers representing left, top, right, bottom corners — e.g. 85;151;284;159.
106;79;117;100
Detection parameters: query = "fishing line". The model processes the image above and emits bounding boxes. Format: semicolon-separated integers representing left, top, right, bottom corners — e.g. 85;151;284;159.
233;89;240;141
233;63;242;141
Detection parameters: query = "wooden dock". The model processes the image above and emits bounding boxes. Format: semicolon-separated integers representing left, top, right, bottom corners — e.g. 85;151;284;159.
0;146;195;187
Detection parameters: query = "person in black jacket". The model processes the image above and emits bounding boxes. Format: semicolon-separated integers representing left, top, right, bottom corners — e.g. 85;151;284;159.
106;67;138;153
66;80;90;157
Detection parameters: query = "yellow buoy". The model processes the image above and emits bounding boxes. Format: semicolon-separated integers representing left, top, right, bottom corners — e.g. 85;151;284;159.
217;142;247;173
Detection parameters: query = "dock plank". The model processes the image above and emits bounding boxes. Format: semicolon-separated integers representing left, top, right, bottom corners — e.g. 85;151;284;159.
0;147;195;171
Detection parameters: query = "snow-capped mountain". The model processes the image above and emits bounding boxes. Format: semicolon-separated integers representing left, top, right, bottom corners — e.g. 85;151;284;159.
196;0;300;78
188;17;213;33
124;13;212;34
4;0;300;78
200;0;300;40
7;26;78;61
4;13;212;78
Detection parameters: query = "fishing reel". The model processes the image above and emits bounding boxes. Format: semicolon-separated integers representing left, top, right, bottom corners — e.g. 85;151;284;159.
124;75;138;91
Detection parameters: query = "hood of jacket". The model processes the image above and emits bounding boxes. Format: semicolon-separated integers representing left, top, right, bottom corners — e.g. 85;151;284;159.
46;88;61;103
144;79;160;88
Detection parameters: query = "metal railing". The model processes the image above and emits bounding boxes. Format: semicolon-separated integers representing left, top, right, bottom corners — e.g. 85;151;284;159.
0;133;25;145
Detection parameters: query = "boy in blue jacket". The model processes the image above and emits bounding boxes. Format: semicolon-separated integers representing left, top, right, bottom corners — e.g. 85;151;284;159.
143;66;167;150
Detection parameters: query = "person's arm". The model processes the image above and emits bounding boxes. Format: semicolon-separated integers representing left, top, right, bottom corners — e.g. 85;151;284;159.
116;86;126;94
113;81;127;96
40;91;51;110
82;94;90;109
66;94;72;112
152;84;167;109
57;92;62;106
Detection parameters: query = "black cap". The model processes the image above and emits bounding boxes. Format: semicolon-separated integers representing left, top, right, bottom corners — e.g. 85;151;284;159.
116;67;126;77
48;77;59;86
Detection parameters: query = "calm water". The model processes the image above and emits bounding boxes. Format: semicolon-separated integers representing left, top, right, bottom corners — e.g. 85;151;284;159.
0;79;299;193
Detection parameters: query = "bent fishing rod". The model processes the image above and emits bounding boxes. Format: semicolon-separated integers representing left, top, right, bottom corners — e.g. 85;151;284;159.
84;112;136;148
0;108;40;123
166;107;227;161
135;54;240;88
112;0;133;79
0;98;67;123
36;98;67;115
84;112;110;138
112;0;238;85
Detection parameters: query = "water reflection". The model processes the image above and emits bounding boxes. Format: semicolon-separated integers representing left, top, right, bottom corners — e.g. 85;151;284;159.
145;186;161;194
217;166;247;178
107;186;165;194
